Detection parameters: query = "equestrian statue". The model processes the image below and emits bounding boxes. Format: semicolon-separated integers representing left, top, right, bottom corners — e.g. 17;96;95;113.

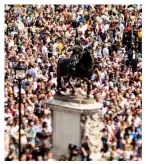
56;38;94;98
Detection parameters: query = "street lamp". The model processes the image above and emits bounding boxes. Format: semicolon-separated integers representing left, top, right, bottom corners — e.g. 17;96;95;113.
14;62;27;161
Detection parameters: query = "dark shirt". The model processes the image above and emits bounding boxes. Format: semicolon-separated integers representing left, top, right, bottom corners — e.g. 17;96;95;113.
48;47;53;58
79;17;86;23
34;108;44;118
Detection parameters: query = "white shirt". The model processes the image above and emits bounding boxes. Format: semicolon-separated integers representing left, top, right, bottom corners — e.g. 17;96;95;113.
91;74;97;80
33;81;38;90
107;124;113;133
117;50;125;59
33;125;42;133
90;152;102;161
50;78;57;85
102;47;109;56
21;45;26;53
5;113;12;120
134;116;141;127
37;57;42;63
101;24;109;33
101;107;108;116
8;40;14;48
28;68;38;78
21;135;28;145
48;159;55;161
100;72;105;79
44;118;52;133
46;37;50;43
11;125;19;136
116;23;125;32
14;86;25;94
18;21;24;30
83;24;88;32
53;43;58;56
42;45;48;56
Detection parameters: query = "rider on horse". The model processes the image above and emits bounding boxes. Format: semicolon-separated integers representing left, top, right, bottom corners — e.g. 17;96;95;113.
57;39;94;97
67;38;83;74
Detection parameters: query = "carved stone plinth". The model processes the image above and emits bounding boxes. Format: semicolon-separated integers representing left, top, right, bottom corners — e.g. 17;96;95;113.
47;95;103;159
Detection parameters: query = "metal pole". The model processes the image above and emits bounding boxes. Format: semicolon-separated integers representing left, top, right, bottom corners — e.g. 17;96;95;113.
18;79;21;161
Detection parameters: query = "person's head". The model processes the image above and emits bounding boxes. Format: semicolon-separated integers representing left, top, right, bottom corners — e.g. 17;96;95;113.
37;155;43;161
48;152;53;159
138;26;142;32
42;121;48;129
59;155;66;161
20;154;27;161
72;145;79;155
27;154;33;161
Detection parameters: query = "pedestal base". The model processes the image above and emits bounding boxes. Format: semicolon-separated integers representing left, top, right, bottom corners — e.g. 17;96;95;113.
52;109;81;157
47;96;103;159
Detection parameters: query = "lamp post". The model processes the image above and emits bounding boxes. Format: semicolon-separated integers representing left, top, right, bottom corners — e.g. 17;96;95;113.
14;62;27;161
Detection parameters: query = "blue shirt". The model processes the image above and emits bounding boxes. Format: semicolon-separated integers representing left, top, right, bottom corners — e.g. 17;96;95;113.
21;81;29;89
129;132;137;139
136;127;142;134
97;50;102;56
27;129;36;142
79;17;86;23
84;5;88;8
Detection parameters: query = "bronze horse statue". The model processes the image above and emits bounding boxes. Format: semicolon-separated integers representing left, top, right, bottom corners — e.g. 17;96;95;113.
56;49;94;98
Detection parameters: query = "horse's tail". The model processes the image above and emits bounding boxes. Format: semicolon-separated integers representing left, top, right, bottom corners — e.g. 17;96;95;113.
57;58;62;64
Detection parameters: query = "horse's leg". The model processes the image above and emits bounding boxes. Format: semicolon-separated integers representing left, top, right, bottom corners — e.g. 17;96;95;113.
83;78;91;98
57;76;62;94
67;76;75;95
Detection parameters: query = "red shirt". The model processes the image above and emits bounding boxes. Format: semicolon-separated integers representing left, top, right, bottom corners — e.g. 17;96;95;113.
110;22;117;28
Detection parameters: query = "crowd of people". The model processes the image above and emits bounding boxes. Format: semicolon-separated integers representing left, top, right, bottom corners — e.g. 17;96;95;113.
4;4;142;161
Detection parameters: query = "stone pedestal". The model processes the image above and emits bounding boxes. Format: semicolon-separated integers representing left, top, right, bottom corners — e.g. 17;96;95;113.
47;95;103;159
